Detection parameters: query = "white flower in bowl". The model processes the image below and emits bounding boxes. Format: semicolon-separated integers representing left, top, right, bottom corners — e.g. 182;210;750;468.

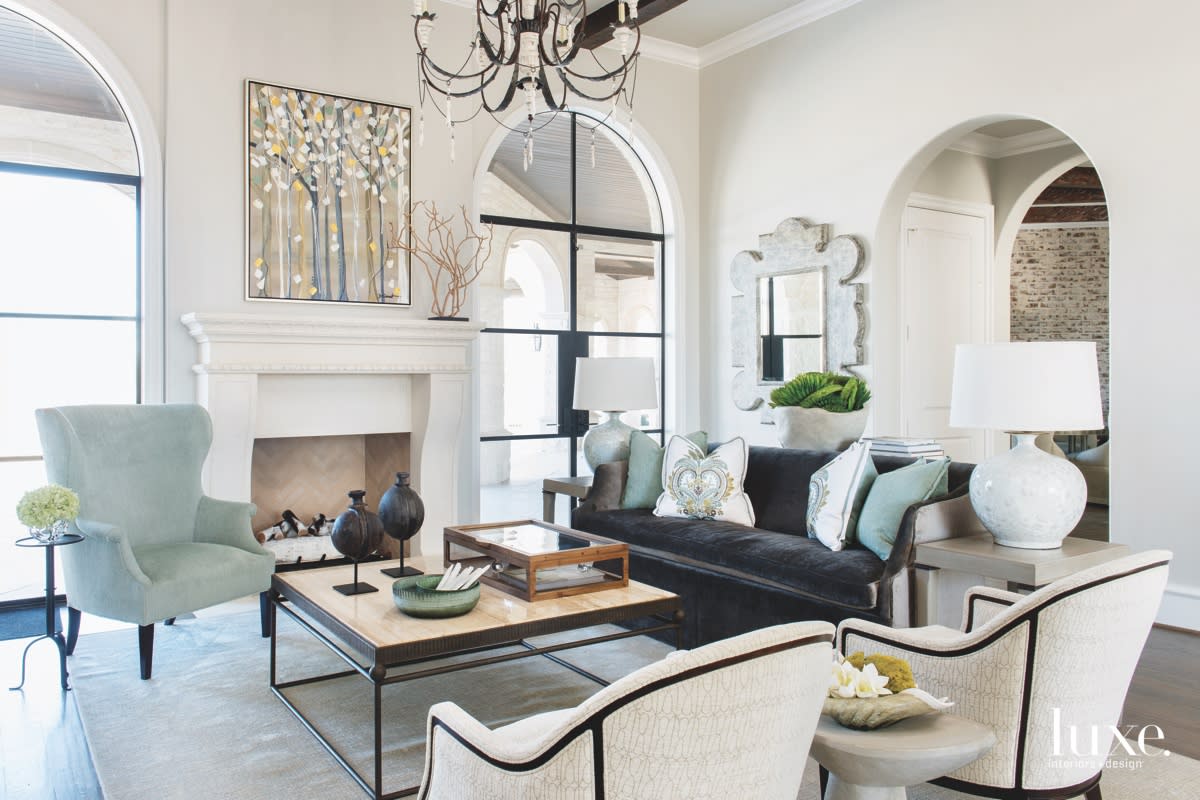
853;662;893;699
829;654;858;699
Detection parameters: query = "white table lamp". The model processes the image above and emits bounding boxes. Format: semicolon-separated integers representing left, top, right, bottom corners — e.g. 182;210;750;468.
573;357;658;471
950;342;1103;549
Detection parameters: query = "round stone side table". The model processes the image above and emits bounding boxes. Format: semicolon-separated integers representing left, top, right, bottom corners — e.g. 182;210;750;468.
811;713;996;800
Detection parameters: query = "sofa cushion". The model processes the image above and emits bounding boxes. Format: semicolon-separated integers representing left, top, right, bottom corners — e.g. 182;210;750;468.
576;509;885;610
622;430;707;510
857;457;951;560
806;442;877;552
655;437;754;526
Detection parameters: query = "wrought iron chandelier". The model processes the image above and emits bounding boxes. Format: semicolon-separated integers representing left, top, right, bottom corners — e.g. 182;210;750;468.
412;0;642;165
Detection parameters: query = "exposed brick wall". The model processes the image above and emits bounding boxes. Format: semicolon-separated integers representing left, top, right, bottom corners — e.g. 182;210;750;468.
1010;226;1110;421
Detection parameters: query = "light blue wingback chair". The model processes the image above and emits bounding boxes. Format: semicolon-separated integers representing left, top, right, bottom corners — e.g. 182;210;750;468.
36;404;274;679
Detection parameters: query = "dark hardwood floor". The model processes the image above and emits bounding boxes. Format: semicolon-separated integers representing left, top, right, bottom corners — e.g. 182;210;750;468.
1122;625;1200;760
0;636;102;799
1;599;1194;797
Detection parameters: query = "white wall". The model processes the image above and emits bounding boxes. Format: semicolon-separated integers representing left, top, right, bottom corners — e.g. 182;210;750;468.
699;0;1200;628
913;149;993;206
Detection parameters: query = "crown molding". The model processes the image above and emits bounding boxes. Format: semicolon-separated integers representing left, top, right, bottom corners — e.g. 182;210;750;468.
436;0;866;70
950;127;1075;159
697;0;865;68
633;35;703;69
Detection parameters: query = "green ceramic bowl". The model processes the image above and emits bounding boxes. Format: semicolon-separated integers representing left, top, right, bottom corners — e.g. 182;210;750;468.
392;574;481;618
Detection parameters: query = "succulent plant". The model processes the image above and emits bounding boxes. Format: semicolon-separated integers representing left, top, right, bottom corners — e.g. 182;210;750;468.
768;371;870;412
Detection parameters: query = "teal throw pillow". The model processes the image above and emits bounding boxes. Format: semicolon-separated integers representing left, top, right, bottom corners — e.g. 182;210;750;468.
621;429;708;509
858;457;951;560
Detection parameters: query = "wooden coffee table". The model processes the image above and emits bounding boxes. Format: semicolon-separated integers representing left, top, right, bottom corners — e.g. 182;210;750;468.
269;552;682;800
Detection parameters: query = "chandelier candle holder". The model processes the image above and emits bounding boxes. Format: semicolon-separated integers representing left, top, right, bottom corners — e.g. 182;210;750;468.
412;0;642;165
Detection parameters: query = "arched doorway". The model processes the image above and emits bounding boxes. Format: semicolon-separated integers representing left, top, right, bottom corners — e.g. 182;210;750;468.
476;111;666;520
884;117;1110;537
0;4;142;602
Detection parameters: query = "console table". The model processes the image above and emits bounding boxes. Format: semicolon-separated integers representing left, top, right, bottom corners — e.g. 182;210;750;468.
914;534;1130;627
541;475;593;523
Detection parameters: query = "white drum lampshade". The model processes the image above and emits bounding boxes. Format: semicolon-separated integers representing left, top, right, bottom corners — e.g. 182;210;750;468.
573;357;658;471
950;342;1103;549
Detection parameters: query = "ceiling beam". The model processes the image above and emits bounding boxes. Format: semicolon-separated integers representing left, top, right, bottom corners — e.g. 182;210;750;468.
580;0;690;50
1049;166;1103;189
1033;186;1107;205
1023;205;1109;224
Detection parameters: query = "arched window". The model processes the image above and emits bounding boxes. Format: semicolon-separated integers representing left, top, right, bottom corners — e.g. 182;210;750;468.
0;5;140;602
478;112;664;519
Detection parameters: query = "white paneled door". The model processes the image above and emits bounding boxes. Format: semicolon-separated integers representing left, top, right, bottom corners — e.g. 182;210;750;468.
901;202;991;463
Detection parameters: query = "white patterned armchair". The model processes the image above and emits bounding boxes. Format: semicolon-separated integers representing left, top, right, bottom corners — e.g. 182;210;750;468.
417;621;834;800
837;550;1171;800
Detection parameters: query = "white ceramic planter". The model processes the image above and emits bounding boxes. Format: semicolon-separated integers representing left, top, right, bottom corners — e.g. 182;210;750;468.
773;406;868;452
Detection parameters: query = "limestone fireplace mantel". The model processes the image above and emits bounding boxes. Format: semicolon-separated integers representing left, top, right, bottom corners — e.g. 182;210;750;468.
181;312;481;560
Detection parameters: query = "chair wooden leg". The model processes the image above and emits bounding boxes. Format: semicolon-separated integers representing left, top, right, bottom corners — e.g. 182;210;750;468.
1085;784;1103;800
818;765;828;799
65;606;81;655
138;624;154;680
259;591;271;638
164;617;176;626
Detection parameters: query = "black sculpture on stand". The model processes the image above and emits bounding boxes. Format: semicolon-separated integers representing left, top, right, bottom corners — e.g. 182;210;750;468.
379;472;425;578
330;490;384;595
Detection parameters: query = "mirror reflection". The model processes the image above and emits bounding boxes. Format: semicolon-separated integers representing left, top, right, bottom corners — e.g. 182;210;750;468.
758;271;824;382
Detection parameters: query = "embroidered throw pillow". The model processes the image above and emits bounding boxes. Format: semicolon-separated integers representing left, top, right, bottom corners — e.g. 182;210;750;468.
857;457;951;560
654;436;755;526
806;441;877;551
621;429;709;510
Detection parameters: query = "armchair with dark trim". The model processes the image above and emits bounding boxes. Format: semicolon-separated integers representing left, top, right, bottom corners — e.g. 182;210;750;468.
36;404;275;680
417;621;834;800
835;550;1171;800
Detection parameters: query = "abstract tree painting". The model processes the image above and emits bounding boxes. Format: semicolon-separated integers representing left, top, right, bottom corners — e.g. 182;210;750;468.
246;80;411;306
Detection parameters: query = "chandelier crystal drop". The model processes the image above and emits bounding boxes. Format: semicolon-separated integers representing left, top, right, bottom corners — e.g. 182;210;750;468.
412;0;641;166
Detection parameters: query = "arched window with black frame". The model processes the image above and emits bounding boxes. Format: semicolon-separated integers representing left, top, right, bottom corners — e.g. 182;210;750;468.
0;5;141;604
478;112;664;521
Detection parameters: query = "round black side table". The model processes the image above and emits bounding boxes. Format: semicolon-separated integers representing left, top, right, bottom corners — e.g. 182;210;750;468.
10;533;84;691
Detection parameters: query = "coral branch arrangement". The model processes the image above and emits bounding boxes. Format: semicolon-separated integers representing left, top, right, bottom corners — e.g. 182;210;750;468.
389;201;494;319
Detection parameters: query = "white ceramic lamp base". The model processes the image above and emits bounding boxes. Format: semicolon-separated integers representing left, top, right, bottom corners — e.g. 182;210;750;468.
969;433;1087;549
582;413;636;471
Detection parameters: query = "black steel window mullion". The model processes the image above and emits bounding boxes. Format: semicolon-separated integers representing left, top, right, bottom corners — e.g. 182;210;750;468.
567;112;581;475
0;159;139;185
478;215;665;244
479;112;666;489
483;428;663;444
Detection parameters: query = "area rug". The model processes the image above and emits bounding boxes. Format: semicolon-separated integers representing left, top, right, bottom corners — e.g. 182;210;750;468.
70;611;1198;800
0;602;62;642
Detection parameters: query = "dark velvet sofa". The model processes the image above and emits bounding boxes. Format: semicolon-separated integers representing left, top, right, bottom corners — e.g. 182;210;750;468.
572;446;981;647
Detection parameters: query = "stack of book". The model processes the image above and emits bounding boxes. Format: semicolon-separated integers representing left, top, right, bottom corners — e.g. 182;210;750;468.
863;437;946;459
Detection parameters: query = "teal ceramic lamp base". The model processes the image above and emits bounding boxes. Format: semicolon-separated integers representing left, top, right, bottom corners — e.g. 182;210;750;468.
582;413;636;471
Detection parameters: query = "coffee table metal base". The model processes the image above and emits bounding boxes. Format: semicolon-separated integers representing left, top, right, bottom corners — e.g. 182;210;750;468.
269;591;682;800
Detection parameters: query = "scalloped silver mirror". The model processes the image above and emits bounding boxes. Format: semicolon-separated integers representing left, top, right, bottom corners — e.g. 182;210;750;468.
731;218;866;420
